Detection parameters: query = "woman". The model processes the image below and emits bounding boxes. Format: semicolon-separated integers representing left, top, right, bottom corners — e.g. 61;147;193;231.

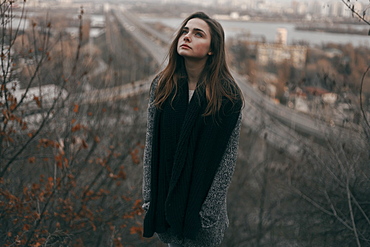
142;12;243;247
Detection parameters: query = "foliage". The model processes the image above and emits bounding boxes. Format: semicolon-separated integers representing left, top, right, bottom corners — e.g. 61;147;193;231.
222;100;369;247
222;1;370;246
0;1;152;246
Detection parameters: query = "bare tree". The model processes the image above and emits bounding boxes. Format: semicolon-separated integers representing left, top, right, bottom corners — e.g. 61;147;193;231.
342;0;370;132
220;1;370;246
0;1;153;246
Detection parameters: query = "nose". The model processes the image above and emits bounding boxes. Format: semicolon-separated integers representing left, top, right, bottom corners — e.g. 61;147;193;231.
183;33;191;42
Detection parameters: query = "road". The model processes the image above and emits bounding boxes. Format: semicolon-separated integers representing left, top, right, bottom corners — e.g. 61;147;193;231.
22;6;364;157
109;7;364;151
113;6;168;67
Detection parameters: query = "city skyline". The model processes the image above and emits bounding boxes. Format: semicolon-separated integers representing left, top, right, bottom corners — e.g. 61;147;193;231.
150;0;368;3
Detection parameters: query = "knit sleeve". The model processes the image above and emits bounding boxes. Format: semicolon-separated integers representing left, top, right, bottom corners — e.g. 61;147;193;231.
142;77;158;211
199;111;242;227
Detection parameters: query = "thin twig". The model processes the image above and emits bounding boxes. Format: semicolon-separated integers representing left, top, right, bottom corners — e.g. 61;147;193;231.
341;0;370;26
346;178;361;247
359;65;370;130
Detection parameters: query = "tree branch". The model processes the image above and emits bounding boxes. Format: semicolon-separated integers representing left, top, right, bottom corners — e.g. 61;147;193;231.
341;0;370;26
359;65;370;131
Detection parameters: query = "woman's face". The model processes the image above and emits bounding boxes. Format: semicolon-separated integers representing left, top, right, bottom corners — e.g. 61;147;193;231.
177;18;212;61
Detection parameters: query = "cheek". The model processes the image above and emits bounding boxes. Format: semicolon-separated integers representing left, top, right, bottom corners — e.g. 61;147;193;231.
196;41;211;53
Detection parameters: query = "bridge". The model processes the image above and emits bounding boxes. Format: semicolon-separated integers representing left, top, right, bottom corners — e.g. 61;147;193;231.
104;6;366;156
20;5;364;158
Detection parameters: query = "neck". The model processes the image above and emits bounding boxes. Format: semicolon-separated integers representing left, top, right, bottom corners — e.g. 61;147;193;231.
184;58;207;90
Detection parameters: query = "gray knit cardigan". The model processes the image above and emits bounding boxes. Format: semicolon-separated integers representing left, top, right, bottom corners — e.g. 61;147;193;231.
142;77;242;247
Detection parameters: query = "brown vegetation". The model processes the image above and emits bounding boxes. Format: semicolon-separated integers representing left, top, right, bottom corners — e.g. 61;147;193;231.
0;2;154;246
222;1;370;245
1;0;369;246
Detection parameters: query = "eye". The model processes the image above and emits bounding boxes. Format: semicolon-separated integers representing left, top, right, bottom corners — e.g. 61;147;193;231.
195;32;203;37
181;29;188;35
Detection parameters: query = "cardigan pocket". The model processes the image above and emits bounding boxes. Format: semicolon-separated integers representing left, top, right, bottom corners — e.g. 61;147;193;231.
199;206;227;229
199;210;219;228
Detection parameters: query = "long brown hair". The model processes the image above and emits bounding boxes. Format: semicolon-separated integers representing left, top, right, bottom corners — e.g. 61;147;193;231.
154;12;243;116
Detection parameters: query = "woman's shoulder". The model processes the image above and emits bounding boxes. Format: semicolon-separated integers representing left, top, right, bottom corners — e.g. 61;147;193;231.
221;78;243;107
148;74;162;102
150;74;161;89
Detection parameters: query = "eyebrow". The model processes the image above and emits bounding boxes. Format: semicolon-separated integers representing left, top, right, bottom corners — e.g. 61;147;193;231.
183;26;207;35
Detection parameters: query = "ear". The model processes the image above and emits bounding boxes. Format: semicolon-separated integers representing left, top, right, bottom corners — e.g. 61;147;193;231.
208;51;213;55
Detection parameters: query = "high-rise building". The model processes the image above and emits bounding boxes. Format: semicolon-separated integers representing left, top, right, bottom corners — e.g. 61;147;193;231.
329;1;342;17
295;2;309;15
276;28;287;46
308;1;323;17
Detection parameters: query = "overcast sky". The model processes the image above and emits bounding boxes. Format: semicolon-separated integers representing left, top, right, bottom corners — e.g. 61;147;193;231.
271;0;367;2
256;0;367;2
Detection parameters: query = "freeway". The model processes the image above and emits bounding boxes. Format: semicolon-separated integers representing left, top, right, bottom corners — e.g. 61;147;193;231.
21;6;363;157
112;6;168;67
110;7;363;148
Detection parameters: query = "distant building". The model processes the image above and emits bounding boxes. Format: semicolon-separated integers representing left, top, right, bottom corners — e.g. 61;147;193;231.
257;43;307;69
276;28;287;46
341;5;352;18
295;97;310;113
291;1;308;15
309;1;323;17
328;1;339;16
241;0;257;9
230;12;240;20
321;3;331;17
323;48;343;58
322;93;338;104
104;3;111;12
257;29;307;69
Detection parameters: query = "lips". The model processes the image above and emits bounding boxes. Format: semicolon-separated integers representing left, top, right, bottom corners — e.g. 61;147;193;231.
180;44;191;49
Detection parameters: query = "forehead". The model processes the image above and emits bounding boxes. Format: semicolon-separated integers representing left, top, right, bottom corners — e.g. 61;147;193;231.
184;18;210;33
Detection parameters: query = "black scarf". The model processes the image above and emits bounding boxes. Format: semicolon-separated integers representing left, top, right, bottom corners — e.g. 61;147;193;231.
143;76;241;240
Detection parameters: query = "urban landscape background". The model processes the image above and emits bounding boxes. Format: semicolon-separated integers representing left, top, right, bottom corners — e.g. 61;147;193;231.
0;0;369;246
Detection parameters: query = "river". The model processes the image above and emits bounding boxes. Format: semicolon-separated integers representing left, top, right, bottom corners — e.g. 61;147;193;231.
140;16;369;47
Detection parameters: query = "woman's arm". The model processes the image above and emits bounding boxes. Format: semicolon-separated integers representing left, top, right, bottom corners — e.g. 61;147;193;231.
142;78;159;211
199;112;242;226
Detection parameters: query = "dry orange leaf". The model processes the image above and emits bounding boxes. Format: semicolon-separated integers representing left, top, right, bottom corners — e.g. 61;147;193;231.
73;104;79;113
28;157;36;163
